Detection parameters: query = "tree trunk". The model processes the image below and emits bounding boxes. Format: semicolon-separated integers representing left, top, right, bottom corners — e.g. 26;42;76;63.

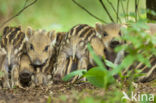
146;0;156;20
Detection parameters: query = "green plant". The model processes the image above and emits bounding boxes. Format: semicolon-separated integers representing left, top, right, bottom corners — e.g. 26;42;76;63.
62;8;156;103
114;20;156;82
47;96;52;103
63;18;156;90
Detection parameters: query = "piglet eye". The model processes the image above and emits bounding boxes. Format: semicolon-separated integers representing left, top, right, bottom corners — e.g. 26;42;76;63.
30;44;34;50
103;32;108;36
44;45;49;52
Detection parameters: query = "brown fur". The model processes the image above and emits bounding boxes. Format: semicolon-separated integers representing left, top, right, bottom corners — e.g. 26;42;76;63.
89;37;106;65
55;24;106;82
95;23;122;63
19;54;34;74
137;23;156;82
95;22;156;82
19;54;52;87
0;26;26;88
0;47;7;88
19;54;34;87
95;23;121;46
25;27;57;85
32;68;52;86
0;48;6;69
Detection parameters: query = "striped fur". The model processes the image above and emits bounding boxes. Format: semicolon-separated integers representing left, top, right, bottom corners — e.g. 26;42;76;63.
54;24;105;82
0;26;26;88
0;47;7;87
95;23;156;82
25;27;65;85
123;56;156;83
124;24;156;82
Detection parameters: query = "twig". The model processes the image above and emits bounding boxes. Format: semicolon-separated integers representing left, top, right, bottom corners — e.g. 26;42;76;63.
117;0;120;23
135;0;140;22
135;0;138;22
137;0;140;20
120;0;126;22
126;0;130;21
106;0;121;23
0;0;38;30
99;0;115;22
72;0;107;23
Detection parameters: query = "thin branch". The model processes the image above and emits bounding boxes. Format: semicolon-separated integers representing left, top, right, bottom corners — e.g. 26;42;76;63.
137;0;140;20
117;0;120;23
106;0;121;23
120;0;126;22
99;0;115;22
0;0;38;30
135;0;138;22
72;0;107;23
126;0;130;21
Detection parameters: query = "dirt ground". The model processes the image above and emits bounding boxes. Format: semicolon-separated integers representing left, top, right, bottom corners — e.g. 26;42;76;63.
0;81;156;103
0;82;96;103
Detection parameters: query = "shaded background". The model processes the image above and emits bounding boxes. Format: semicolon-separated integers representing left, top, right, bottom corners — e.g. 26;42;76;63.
0;0;146;32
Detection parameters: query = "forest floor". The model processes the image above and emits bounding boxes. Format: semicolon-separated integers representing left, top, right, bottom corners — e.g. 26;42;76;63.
0;82;96;103
0;81;156;103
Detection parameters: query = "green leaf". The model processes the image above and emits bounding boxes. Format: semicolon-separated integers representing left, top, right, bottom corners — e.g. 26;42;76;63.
84;67;115;88
104;60;116;70
84;67;105;88
115;44;128;52
112;55;135;76
62;69;87;82
87;44;116;88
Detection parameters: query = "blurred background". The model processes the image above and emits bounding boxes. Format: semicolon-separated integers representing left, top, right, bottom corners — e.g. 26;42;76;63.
0;0;146;32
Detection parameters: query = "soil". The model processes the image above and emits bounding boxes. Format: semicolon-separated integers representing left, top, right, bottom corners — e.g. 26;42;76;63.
0;82;96;103
0;81;156;103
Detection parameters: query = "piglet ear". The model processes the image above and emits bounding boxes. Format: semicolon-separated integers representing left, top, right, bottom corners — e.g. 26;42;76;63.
95;22;104;34
48;30;57;46
26;26;33;41
3;26;10;36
